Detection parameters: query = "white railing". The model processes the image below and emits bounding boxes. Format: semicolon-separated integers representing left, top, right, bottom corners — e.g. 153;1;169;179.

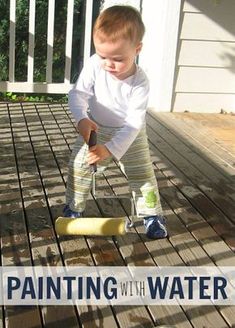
0;0;94;94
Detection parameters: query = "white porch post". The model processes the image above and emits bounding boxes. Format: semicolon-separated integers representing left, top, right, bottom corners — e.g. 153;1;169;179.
139;0;181;112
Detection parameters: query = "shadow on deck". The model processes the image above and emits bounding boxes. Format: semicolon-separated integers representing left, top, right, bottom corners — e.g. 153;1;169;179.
0;102;235;328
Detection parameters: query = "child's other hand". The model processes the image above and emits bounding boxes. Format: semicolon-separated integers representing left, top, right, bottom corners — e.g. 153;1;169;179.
76;118;98;144
87;145;111;164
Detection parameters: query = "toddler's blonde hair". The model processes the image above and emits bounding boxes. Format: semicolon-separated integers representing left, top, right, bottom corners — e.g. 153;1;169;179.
93;5;145;45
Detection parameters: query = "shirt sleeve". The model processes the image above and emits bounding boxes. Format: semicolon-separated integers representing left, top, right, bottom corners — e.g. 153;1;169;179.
105;77;149;160
68;56;96;123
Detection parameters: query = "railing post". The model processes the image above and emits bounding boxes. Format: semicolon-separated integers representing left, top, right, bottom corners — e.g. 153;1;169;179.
84;0;93;63
46;0;55;83
64;0;74;84
9;0;16;83
28;0;36;83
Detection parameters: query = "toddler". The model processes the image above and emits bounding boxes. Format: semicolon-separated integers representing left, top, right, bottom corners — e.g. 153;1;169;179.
64;5;167;239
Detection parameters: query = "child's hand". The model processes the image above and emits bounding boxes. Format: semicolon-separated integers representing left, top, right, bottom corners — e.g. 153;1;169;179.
87;145;111;164
76;118;98;144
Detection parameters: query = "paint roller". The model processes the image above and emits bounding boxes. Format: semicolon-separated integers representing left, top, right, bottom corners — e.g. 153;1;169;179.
55;131;135;236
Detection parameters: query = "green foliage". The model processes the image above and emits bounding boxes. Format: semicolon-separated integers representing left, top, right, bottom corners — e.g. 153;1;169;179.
0;92;68;103
0;0;9;81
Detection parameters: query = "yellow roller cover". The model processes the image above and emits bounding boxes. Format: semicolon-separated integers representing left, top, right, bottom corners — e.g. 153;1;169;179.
55;217;127;236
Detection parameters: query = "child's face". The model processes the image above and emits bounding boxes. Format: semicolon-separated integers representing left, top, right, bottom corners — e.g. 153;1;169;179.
94;36;142;80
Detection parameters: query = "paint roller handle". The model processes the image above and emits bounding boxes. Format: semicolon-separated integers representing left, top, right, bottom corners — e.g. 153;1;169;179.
88;130;97;173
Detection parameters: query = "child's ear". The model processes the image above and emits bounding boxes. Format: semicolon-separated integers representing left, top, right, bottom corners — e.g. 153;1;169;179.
136;42;143;55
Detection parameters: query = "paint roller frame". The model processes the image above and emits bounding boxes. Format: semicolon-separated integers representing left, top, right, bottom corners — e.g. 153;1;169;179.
55;131;135;236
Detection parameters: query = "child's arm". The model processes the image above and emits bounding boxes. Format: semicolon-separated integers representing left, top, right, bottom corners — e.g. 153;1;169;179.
87;77;149;164
87;81;149;164
76;118;98;144
68;55;97;141
105;78;149;161
77;118;111;163
87;144;111;164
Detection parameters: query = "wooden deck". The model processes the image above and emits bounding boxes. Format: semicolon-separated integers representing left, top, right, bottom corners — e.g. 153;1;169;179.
0;102;235;328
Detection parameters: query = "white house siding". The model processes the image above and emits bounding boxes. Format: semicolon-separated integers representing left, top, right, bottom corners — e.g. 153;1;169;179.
173;0;235;112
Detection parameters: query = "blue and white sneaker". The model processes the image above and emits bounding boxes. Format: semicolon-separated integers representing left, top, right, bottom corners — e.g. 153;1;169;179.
63;205;82;218
144;215;168;239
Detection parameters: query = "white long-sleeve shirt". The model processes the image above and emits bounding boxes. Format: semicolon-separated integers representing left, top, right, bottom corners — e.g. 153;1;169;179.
69;54;149;160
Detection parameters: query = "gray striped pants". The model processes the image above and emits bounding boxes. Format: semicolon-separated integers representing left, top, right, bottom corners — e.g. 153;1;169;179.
65;125;163;216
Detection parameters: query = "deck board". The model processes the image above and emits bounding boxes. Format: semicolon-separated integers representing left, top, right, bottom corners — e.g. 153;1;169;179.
147;131;235;251
103;164;232;328
23;103;119;327
146;115;235;220
11;103;79;327
1;102;235;328
36;103;154;327
51;106;155;328
152;112;235;179
0;103;42;328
